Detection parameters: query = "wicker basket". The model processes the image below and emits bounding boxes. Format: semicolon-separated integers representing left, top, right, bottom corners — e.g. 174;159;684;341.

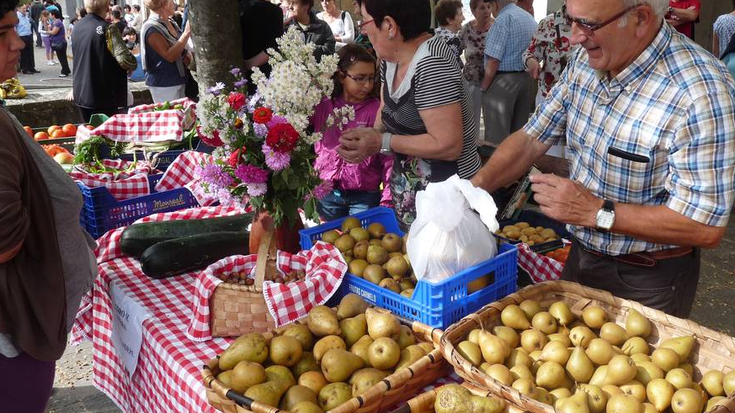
440;280;735;413
202;318;448;413
389;383;526;413
210;229;278;337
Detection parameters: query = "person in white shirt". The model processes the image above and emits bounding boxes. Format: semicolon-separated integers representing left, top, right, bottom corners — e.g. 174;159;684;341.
317;0;354;50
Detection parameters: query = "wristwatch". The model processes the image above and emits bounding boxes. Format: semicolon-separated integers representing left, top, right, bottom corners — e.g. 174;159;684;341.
381;132;393;154
595;200;615;232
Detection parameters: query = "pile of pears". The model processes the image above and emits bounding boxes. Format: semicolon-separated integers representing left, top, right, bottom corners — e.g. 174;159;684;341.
321;217;416;298
454;300;735;413
434;384;507;413
214;294;434;413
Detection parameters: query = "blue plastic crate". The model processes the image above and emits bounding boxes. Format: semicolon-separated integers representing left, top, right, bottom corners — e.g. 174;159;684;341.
300;207;518;329
78;174;198;238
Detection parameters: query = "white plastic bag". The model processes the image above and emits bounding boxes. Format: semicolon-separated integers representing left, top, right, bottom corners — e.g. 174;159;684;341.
408;175;499;283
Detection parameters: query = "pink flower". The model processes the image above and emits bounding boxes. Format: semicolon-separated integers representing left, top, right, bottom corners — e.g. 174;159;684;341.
247;183;268;197
262;144;291;171
227;92;247;111
235;164;269;184
313;181;333;200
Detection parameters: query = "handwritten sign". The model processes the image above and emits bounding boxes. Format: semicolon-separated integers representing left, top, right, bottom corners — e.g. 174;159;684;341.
110;282;150;379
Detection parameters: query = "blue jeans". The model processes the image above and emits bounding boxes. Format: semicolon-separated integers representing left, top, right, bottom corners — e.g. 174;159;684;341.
317;189;381;222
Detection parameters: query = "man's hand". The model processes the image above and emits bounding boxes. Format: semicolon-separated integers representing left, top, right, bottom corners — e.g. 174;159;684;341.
337;128;381;164
530;173;603;228
526;57;541;80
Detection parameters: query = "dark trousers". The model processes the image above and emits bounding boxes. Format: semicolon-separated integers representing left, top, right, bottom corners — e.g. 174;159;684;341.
20;35;35;71
78;106;127;123
31;20;42;46
562;238;700;318
54;42;71;75
0;352;56;413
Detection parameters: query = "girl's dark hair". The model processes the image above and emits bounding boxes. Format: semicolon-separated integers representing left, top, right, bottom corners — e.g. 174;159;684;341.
435;0;463;26
356;0;430;41
0;0;19;20
70;16;78;24
332;44;378;99
122;26;137;38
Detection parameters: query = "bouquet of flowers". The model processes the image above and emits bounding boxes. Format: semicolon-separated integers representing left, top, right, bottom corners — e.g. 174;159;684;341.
195;27;339;227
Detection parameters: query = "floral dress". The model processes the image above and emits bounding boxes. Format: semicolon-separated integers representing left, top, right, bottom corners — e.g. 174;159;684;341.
458;19;493;86
434;26;463;67
522;9;574;98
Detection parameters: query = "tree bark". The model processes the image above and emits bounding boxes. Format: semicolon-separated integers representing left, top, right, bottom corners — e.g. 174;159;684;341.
189;0;244;97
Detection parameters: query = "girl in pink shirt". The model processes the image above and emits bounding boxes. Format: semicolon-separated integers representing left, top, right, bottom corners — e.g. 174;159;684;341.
311;45;392;221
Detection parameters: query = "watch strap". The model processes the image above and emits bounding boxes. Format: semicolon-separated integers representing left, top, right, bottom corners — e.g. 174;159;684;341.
381;132;392;153
602;199;614;212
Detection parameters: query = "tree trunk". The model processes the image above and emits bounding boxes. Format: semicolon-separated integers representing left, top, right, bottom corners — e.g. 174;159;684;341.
189;0;244;97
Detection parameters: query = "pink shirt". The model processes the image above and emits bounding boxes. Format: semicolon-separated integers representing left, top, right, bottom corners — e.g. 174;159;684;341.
311;96;393;206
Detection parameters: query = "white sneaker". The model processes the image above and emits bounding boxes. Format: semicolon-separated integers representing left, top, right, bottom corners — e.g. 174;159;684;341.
47;61;55;65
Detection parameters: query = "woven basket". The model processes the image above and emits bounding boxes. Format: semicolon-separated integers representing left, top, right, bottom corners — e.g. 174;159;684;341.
202;318;448;413
440;280;735;413
390;383;526;413
210;229;278;337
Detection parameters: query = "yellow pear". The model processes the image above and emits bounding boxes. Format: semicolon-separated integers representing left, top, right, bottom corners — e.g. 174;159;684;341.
555;397;569;411
625;309;651;338
493;326;520;349
631;353;651;364
470;394;506;413
367;337;400;370
308;306;341;337
532;312;559;335
483;363;514;386
680;363;694;377
532;387;554;405
622;337;650;356
550;388;573;401
540;340;571;365
548;332;572;347
458;340;483;367
479;330;510;364
605;355;637;386
599;323;628;347
666;368;694;390
723;371;735;396
670;388;703;413
231;361;267;394
512;378;536;396
706;396;726;412
620;380;646;402
606;394;644;413
313;335;346;362
519;299;542;320
469;328;482;344
336;293;369;320
589;366;608;387
659;337;696;364
298;371;329;395
520;329;548;354
642;403;657;413
578;385;608;413
364;308;400;340
586;338;616;366
651;347;680;372
536;361;566;390
567;345;595;384
582;307;608;330
570;326;597;348
558;391;590;413
501;304;531;330
270;335;304;367
506;348;532;369
320;349;365;382
549;301;575;326
510;364;535;381
396;325;416;350
635;361;664;386
700;371;725;397
601;384;623;398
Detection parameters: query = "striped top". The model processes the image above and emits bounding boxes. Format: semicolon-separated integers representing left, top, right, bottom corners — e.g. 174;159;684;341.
525;24;735;256
381;35;480;181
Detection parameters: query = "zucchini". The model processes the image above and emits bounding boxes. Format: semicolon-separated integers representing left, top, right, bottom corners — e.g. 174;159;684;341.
140;231;250;279
121;213;253;258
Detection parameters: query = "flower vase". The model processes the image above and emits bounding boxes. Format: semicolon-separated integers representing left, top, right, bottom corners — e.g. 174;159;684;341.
249;209;304;254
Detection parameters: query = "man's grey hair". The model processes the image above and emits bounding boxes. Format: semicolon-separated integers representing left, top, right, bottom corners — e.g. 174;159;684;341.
619;0;668;26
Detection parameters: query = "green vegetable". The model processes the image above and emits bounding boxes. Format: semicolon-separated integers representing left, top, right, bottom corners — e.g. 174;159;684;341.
120;213;254;258
140;231;250;279
74;136;125;166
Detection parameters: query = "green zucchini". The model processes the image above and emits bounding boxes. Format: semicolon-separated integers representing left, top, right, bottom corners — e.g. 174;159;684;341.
139;231;250;279
121;213;253;258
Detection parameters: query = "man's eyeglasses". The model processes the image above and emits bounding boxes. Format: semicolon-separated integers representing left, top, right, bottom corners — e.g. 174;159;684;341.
358;19;374;31
564;5;638;34
344;73;378;84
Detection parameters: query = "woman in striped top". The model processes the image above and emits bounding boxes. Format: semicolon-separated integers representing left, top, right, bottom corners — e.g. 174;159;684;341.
338;0;481;229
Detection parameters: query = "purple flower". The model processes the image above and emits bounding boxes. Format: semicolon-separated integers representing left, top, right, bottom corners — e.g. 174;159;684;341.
262;143;291;171
230;67;241;76
253;123;268;137
266;115;289;129
234;79;248;89
216;188;235;206
198;163;234;188
247;183;268;197
234;164;269;184
207;82;226;96
313;181;333;200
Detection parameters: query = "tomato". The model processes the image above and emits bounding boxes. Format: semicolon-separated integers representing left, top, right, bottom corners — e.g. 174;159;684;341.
51;129;65;139
62;123;77;136
23;126;33;137
34;131;49;141
48;125;60;135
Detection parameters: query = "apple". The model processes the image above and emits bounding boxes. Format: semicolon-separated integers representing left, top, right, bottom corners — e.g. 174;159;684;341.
54;152;74;165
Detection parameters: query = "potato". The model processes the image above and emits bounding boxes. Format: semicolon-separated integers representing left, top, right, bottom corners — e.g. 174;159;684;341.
521;227;538;236
529;234;545;244
535;226;544;232
519;234;529;243
502;225;520;233
515;222;530;229
539;228;557;239
505;230;521;240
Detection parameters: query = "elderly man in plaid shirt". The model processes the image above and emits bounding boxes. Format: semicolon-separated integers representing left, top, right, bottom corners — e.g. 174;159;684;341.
472;0;735;318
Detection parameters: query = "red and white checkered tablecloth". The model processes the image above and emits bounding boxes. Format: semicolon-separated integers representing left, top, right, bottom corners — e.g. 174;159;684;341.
70;159;158;201
187;242;347;341
128;98;197;131
516;240;569;283
156;150;218;207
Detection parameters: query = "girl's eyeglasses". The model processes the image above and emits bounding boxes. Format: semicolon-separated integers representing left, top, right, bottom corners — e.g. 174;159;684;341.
344;73;377;84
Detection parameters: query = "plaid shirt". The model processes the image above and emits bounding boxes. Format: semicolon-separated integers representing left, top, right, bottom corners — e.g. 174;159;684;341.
525;24;735;256
484;3;538;71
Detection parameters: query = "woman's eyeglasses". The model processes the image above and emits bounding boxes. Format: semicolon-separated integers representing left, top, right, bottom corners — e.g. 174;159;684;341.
344;73;377;84
358;19;375;31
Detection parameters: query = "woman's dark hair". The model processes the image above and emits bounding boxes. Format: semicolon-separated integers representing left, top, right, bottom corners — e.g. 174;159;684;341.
124;4;130;12
133;4;141;11
122;26;137;38
332;44;378;99
356;0;430;41
78;7;87;17
112;9;121;19
297;0;315;11
49;7;62;18
70;16;78;24
0;0;20;20
469;0;494;11
435;0;462;27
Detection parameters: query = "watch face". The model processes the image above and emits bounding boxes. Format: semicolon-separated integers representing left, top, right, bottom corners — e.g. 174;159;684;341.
597;211;615;230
